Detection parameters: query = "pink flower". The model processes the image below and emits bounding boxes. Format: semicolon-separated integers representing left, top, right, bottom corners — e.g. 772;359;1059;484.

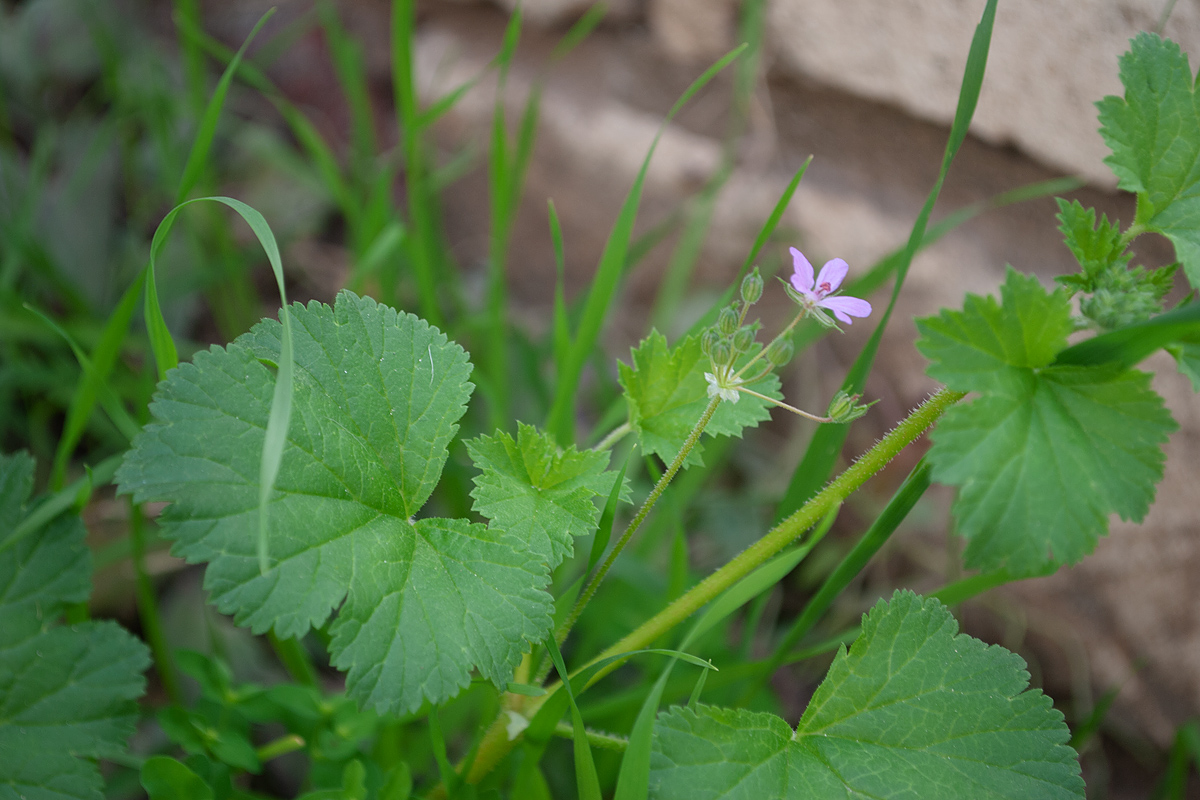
788;247;872;324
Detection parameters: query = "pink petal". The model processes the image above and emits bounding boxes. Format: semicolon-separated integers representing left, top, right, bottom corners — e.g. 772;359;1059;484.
789;247;815;293
815;258;849;294
819;296;872;324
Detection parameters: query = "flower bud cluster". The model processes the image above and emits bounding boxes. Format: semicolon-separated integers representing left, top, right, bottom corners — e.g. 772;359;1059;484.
703;268;765;403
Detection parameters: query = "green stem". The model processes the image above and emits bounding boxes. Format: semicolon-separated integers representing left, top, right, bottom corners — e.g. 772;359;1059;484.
129;498;181;703
736;386;831;423
559;395;722;645
268;631;319;687
734;309;805;380
256;734;306;763
464;387;965;785
593;421;632;452
553;721;628;751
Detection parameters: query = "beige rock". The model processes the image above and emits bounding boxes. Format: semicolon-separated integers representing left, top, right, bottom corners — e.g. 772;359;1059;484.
648;0;736;63
766;0;1200;185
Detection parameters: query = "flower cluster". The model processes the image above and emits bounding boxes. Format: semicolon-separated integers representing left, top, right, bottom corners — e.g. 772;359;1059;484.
701;247;875;424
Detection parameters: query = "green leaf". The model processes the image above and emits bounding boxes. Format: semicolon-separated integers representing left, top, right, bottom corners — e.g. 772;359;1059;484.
650;591;1085;799
619;331;781;466
1097;33;1200;286
1171;341;1200;390
1055;198;1128;284
117;292;551;714
918;270;1176;574
141;756;215;800
1;452;150;800
467;423;626;568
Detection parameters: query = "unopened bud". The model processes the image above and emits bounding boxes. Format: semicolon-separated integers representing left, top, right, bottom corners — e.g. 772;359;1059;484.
826;390;873;423
732;325;756;353
700;328;720;357
711;338;733;366
740;268;763;304
765;337;794;367
717;306;739;335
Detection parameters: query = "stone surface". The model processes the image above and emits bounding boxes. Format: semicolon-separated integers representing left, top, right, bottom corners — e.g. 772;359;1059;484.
763;0;1200;185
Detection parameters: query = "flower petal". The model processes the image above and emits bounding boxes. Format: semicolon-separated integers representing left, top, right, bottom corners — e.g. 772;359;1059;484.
789;247;815;293
815;258;849;294
819;295;872;324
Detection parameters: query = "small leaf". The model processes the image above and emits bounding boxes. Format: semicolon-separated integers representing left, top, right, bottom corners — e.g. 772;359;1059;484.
917;270;1176;574
1;453;150;800
1170;341;1200;391
467;423;626;568
1097;33;1200;286
619;331;781;466
118;292;552;714
650;591;1085;799
141;756;215;800
1055;198;1128;285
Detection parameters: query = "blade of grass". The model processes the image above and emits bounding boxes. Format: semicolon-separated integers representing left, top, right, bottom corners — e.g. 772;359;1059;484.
485;7;528;430
776;0;997;522
545;637;603;800
129;497;181;703
681;159;810;342
1069;685;1120;752
26;290;143;489
1054;300;1200;369
651;0;767;330
549;201;571;377
150;197;293;575
546;45;748;445
786;176;1087;357
393;0;444;326
551;4;607;61
1;454;122;553
176;10;274;203
587;448;634;575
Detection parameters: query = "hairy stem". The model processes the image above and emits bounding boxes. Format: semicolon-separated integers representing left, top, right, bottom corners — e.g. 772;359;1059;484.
559;395;721;647
463;387;965;785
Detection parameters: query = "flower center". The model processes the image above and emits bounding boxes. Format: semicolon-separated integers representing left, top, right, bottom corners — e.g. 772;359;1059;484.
817;281;833;296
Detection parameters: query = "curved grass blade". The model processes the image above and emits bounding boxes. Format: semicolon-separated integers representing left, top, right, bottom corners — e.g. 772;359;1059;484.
148;197;292;575
545;636;603;800
175;10;274;203
776;0;998;522
546;44;748;444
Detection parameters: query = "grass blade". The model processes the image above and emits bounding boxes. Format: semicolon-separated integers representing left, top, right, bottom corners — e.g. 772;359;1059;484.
1054;300;1200;369
681;159;809;341
546;44;748;444
776;0;997;522
176;10;274;203
150;197;293;575
393;0;443;327
545;637;603;800
549;200;571;375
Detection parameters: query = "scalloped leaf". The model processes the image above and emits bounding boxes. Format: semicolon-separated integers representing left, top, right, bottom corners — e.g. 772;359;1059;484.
1098;33;1200;286
467;423;627;568
117;292;551;714
650;591;1084;799
917;270;1175;574
619;331;782;467
1;452;150;800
